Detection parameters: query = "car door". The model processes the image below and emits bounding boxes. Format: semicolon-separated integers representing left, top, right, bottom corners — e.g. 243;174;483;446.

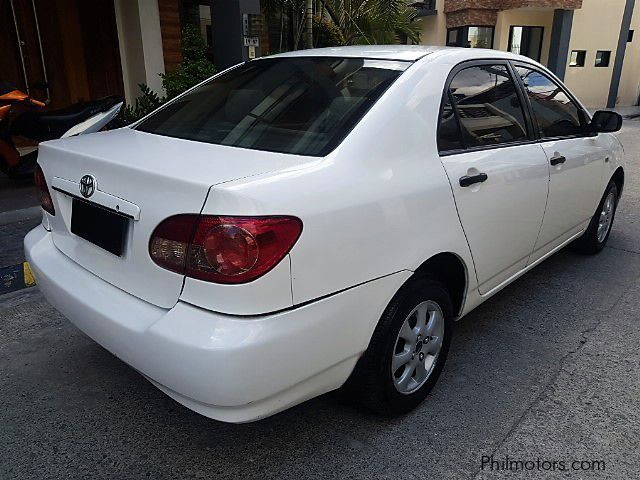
438;61;550;295
514;65;607;260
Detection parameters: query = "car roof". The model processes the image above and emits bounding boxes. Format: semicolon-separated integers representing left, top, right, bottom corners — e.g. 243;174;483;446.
268;45;539;66
269;45;446;62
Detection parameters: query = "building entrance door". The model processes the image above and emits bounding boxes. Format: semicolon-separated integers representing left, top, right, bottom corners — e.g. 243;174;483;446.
3;0;50;104
0;0;124;110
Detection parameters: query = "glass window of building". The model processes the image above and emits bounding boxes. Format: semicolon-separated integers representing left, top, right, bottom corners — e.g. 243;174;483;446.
508;26;544;61
446;26;494;49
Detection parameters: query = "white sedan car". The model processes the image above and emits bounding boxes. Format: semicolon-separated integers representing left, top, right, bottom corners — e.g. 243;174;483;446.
25;46;624;423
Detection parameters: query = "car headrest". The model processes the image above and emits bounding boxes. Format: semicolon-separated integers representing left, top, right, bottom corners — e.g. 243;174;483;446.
225;89;263;123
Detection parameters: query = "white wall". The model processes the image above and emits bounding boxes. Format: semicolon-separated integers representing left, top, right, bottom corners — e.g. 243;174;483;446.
617;1;640;106
114;0;166;103
417;0;447;46
494;8;554;66
563;0;625;108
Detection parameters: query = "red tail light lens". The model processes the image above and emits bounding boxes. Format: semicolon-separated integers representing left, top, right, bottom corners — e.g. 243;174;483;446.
34;164;55;215
149;215;302;284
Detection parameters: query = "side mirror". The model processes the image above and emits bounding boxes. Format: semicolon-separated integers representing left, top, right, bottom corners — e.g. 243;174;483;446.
590;110;623;133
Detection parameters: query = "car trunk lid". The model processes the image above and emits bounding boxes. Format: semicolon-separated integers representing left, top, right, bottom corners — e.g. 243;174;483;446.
39;128;308;308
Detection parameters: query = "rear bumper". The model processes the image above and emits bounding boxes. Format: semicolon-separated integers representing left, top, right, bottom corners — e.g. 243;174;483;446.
25;225;410;422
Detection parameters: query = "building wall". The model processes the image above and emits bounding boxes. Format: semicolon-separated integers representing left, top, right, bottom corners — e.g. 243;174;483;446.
444;0;582;10
443;0;583;28
499;0;582;8
114;0;166;102
563;0;625;108
494;8;554;65
418;0;448;46
419;0;639;107
446;9;498;28
617;2;640;106
158;0;183;73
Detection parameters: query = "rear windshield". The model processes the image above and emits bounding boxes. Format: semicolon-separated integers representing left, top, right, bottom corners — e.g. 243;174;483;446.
135;57;409;157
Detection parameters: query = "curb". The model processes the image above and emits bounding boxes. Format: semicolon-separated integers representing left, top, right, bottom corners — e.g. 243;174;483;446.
0;206;42;226
0;262;36;295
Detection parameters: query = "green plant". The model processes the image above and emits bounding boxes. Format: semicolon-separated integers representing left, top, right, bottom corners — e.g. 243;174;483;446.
161;25;217;99
321;0;421;46
120;25;216;123
263;0;421;51
121;84;164;124
313;14;345;47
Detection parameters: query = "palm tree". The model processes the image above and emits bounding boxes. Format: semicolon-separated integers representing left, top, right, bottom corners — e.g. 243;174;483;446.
262;0;308;51
320;0;420;46
262;0;421;51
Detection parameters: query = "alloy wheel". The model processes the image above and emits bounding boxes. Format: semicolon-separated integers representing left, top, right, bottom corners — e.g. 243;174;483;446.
597;190;616;243
392;300;445;395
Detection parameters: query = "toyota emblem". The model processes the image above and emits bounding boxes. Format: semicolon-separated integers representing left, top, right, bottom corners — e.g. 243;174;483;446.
79;174;96;198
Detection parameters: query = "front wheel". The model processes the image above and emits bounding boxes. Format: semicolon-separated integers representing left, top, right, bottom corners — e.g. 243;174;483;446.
572;180;619;254
343;278;453;416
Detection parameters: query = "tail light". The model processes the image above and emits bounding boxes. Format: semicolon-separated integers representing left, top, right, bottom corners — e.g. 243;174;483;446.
149;215;302;284
34;164;55;215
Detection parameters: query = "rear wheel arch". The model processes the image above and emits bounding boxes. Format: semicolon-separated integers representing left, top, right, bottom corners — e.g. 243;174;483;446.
413;252;468;317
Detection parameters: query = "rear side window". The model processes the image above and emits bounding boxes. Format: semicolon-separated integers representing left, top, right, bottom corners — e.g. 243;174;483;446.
438;93;464;151
136;57;408;157
440;64;529;150
516;66;586;138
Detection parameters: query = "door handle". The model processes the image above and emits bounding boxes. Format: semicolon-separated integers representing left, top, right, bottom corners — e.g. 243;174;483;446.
459;173;488;187
550;155;566;166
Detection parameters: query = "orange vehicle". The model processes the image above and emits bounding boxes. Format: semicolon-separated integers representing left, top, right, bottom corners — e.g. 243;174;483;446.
0;81;122;179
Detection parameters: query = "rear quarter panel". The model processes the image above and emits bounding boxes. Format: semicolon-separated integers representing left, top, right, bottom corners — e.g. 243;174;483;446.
196;59;477;311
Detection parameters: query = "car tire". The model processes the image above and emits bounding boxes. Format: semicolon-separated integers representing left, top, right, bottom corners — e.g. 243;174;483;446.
572;180;619;254
343;277;453;416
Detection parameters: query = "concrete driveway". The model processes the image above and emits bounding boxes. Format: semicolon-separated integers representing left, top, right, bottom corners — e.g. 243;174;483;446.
1;121;639;479
0;174;38;213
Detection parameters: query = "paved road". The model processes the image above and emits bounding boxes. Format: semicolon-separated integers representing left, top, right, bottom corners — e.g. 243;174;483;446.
0;174;38;213
1;122;640;479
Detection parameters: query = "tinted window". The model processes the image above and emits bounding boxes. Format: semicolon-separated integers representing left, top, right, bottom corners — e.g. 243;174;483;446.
467;27;494;48
509;26;544;62
595;50;611;67
136;57;408;157
447;26;494;48
438;93;464;151
570;50;586;67
446;65;528;147
516;67;586;138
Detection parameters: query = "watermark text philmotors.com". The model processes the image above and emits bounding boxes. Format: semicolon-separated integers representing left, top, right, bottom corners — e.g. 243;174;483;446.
481;455;605;473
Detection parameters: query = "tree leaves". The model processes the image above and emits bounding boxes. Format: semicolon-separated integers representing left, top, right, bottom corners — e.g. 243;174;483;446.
317;0;421;46
264;0;421;48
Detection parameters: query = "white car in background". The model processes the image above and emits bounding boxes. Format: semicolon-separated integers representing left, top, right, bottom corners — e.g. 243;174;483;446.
25;46;624;423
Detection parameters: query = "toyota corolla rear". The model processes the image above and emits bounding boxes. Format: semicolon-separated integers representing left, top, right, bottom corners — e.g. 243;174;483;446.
24;53;416;422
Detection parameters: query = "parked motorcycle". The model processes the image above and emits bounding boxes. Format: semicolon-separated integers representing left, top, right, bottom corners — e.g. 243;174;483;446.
0;81;122;179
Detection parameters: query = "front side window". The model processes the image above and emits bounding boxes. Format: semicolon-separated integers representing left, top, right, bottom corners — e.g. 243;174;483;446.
136;57;408;157
516;66;586;138
439;64;528;149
